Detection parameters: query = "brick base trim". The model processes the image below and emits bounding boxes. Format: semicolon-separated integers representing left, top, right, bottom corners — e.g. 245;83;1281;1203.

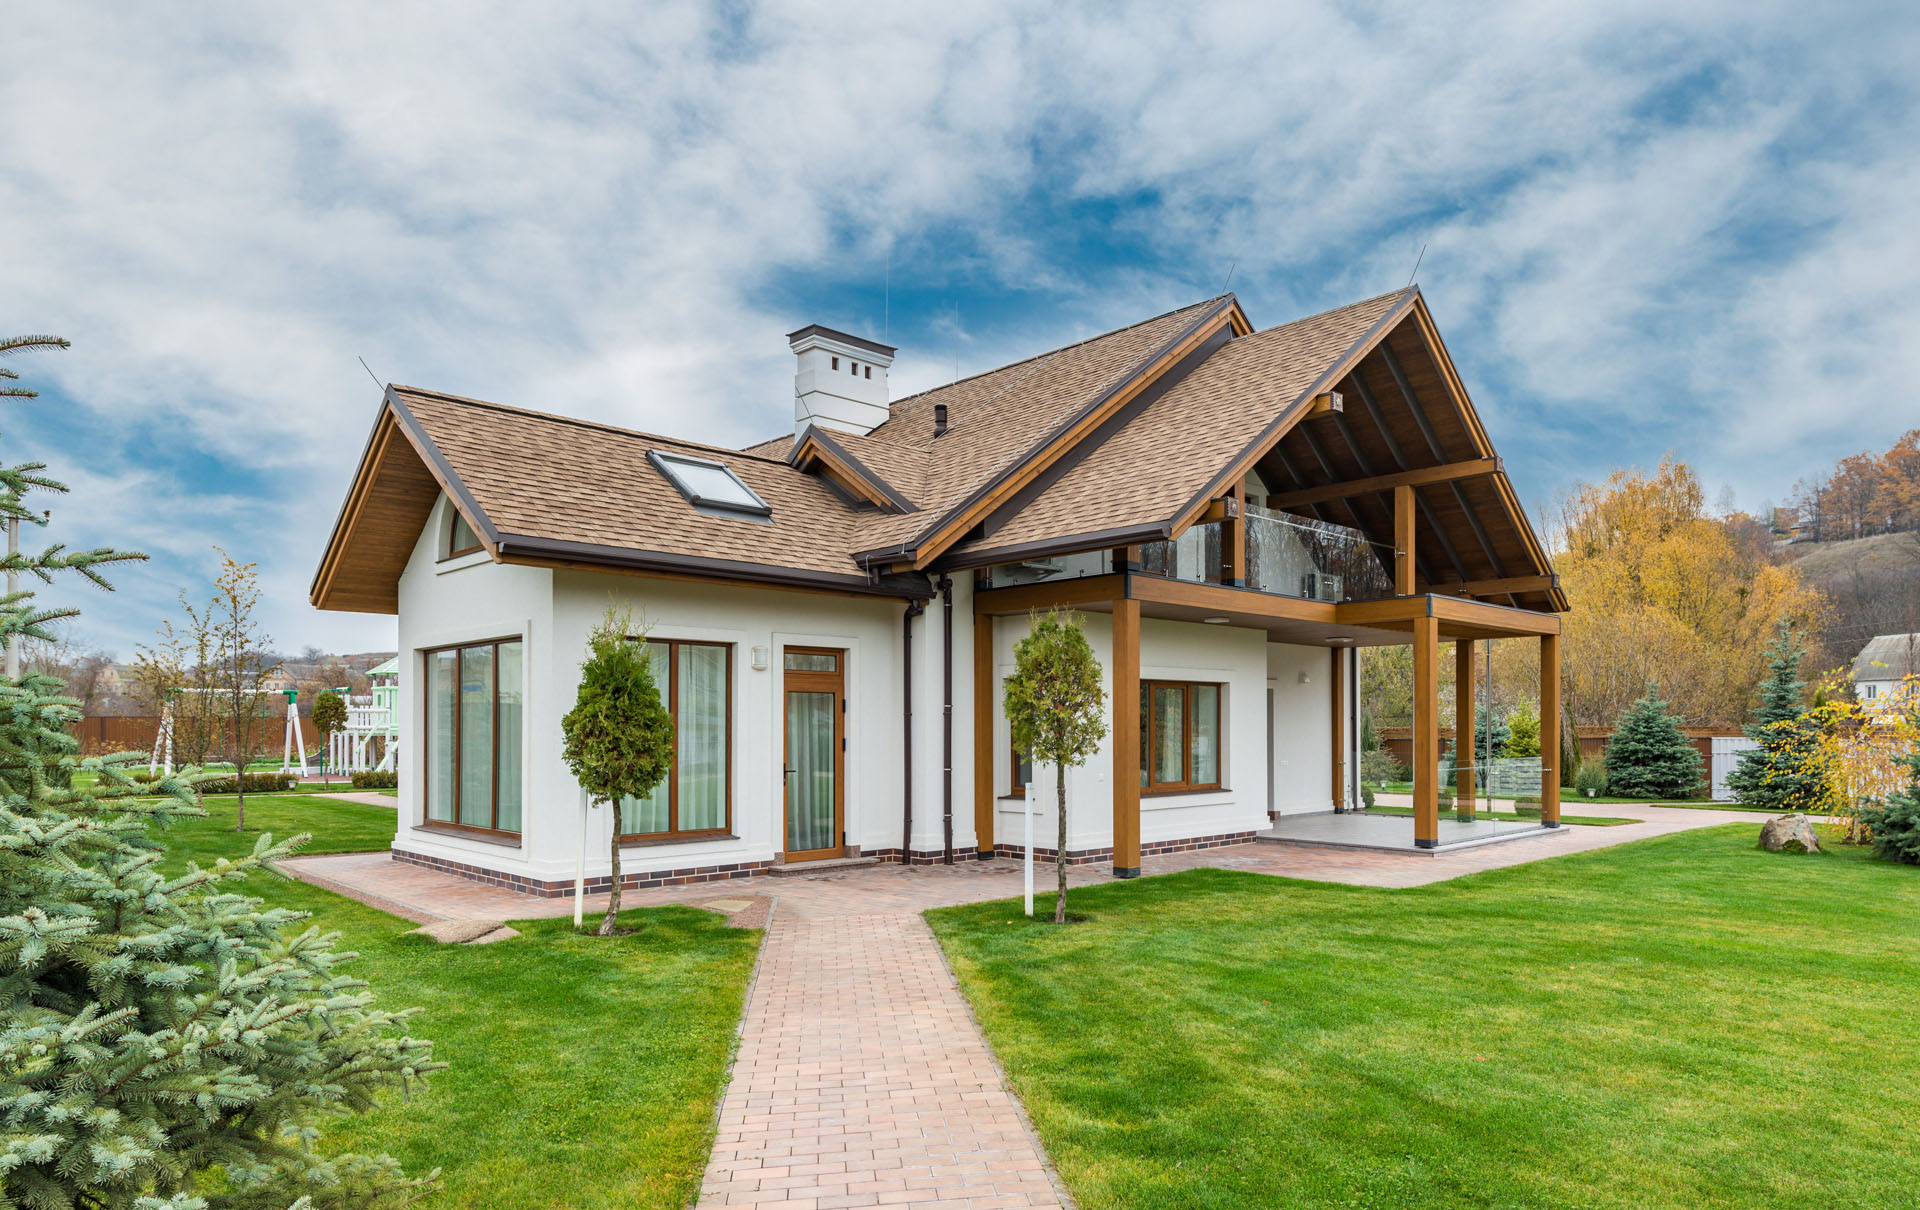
392;848;773;899
861;847;997;866
992;830;1257;866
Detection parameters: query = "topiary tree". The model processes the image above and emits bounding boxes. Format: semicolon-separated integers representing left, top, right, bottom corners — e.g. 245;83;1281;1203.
1858;713;1920;865
1505;701;1541;758
1725;622;1816;809
0;338;439;1209
312;689;347;785
1003;609;1108;924
560;608;674;936
1604;685;1704;800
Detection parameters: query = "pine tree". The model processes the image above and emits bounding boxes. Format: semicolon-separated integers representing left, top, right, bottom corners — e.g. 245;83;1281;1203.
1604;685;1704;799
0;339;439;1208
1858;716;1920;864
1724;622;1819;809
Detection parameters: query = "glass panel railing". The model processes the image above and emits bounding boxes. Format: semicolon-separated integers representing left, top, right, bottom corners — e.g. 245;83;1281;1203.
1245;505;1395;602
984;547;1112;589
1437;756;1551;837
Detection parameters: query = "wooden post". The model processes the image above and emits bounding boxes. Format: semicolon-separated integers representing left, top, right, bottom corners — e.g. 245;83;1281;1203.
1394;483;1416;597
1223;485;1247;587
1455;639;1475;820
974;611;995;856
1413;614;1440;848
1330;647;1346;811
1540;633;1561;827
1111;596;1142;876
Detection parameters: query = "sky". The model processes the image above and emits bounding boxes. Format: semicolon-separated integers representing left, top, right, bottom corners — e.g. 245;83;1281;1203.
6;0;1918;660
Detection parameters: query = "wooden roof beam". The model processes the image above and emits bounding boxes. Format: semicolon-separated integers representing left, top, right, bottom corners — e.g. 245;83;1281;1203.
1263;457;1501;509
1426;574;1560;599
1379;340;1513;590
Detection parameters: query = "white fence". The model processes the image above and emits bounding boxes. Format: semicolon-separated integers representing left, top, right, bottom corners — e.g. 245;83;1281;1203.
1709;736;1759;801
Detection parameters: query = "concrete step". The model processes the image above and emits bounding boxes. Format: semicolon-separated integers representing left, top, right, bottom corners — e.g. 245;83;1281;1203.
766;856;881;876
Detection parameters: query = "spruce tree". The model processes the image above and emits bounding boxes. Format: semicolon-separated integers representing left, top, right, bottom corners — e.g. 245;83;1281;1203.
1604;685;1704;799
0;339;439;1208
1858;716;1920;864
1724;622;1818;809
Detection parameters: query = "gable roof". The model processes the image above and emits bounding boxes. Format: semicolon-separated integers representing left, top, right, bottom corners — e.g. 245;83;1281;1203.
1853;633;1920;682
313;287;1563;613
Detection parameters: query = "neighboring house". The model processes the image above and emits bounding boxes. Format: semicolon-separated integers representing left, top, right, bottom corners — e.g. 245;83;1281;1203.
1852;632;1920;718
312;286;1567;896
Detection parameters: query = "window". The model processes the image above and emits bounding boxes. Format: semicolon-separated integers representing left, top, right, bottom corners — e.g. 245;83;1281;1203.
1140;680;1222;792
1010;740;1032;798
832;356;840;370
620;639;732;839
424;638;523;834
850;360;859;375
864;365;872;379
648;450;772;518
445;508;481;558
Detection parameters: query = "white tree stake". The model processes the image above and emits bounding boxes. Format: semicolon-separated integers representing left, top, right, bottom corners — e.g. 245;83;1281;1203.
574;786;588;928
1023;775;1035;918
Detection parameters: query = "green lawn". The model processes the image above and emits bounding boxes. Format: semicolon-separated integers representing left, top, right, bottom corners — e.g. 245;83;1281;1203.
928;826;1920;1209
1359;804;1639;826
154;795;761;1209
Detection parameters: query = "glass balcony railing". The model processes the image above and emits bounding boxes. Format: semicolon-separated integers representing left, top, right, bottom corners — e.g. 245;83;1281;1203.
1140;504;1394;603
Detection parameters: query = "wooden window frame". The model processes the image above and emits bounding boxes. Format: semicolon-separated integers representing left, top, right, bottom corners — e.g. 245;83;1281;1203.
1140;679;1225;795
421;637;522;838
618;637;734;843
443;507;482;560
1009;738;1031;799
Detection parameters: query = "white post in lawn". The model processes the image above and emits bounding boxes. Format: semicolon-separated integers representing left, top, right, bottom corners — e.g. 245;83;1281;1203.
280;691;311;778
1023;774;1035;918
573;785;588;928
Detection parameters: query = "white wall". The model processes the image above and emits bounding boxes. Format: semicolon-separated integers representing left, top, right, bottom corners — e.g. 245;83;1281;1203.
392;495;556;877
1266;642;1337;815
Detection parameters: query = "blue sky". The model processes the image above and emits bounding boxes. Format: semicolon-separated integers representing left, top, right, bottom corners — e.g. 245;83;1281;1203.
6;0;1918;658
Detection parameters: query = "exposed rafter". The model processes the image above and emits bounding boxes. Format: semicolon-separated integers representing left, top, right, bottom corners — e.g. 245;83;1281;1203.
1263;458;1501;509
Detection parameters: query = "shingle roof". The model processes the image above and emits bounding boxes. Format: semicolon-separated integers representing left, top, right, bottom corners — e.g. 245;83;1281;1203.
947;291;1408;561
1853;633;1920;682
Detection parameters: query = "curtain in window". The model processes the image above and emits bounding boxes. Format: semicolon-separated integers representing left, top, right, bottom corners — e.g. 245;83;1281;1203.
458;646;494;828
1152;686;1184;785
1191;684;1220;785
427;650;457;822
495;641;523;833
786;690;835;852
620;641;673;834
678;644;727;830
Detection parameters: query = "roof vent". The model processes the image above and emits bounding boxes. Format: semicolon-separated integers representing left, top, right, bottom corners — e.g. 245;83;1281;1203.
787;324;896;439
933;403;949;438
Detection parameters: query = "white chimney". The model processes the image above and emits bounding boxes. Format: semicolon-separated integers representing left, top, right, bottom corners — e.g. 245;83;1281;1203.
788;324;895;437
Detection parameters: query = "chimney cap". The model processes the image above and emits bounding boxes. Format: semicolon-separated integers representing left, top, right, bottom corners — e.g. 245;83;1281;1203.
786;324;896;359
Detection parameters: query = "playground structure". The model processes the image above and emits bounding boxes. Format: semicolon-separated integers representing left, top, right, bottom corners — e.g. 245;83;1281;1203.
326;656;400;775
148;688;312;778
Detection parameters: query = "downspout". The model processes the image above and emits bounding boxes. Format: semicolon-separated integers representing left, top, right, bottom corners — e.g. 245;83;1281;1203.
939;574;954;865
902;597;924;866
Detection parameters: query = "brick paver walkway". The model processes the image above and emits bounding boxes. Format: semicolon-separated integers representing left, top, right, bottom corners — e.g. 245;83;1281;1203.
281;803;1766;1209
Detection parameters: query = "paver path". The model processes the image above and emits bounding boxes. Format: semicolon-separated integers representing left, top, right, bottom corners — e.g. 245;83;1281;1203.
281;803;1769;1208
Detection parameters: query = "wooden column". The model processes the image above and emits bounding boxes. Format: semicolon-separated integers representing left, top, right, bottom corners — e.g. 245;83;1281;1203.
1455;639;1476;820
974;611;995;856
1394;483;1417;597
1540;633;1562;827
1111;596;1142;876
1413;614;1440;848
1329;647;1346;811
1223;485;1247;587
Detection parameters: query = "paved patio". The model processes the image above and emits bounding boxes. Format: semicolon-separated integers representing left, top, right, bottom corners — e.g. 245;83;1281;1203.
1258;809;1552;852
280;802;1766;1209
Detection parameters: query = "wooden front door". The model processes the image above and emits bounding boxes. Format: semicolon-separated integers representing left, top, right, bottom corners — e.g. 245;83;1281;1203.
782;647;845;862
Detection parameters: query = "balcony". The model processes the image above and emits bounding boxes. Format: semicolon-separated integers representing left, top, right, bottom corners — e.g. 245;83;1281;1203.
1141;504;1393;603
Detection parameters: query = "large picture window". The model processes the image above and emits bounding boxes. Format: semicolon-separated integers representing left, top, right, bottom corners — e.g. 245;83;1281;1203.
619;639;732;840
1140;680;1222;793
424;638;523;834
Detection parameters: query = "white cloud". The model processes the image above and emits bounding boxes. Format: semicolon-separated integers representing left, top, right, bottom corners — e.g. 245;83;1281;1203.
3;0;1915;654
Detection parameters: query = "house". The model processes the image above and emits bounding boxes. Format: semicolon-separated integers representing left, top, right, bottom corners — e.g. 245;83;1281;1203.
311;286;1567;895
1852;633;1920;719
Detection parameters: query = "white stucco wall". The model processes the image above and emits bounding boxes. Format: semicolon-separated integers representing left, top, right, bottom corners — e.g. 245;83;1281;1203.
1265;641;1337;815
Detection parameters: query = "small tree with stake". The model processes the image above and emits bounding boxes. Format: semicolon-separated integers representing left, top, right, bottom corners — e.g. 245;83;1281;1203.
561;608;674;936
313;689;347;785
1003;609;1108;924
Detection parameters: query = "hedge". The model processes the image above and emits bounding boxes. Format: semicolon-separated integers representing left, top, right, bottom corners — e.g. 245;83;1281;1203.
194;773;298;795
351;769;398;790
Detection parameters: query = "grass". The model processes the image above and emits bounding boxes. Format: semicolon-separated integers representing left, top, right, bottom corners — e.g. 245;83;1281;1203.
1358;804;1638;826
154;794;761;1209
928;825;1920;1209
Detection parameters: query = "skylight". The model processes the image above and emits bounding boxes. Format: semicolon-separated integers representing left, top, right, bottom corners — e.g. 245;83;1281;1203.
648;450;772;518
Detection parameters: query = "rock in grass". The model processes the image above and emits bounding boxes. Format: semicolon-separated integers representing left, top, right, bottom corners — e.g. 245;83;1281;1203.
1759;814;1821;854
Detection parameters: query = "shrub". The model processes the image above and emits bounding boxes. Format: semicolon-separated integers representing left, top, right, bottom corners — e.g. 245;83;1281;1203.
352;768;399;789
1360;784;1376;809
1573;760;1608;797
194;771;297;795
1360;747;1402;786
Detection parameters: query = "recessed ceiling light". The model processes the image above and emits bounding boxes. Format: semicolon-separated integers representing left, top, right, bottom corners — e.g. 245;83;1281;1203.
1202;616;1230;625
1325;636;1351;644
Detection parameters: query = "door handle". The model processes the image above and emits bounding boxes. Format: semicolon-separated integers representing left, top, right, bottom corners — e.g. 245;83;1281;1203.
783;766;797;783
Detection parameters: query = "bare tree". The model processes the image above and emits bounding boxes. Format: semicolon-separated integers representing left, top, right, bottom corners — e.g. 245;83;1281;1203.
204;550;280;830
